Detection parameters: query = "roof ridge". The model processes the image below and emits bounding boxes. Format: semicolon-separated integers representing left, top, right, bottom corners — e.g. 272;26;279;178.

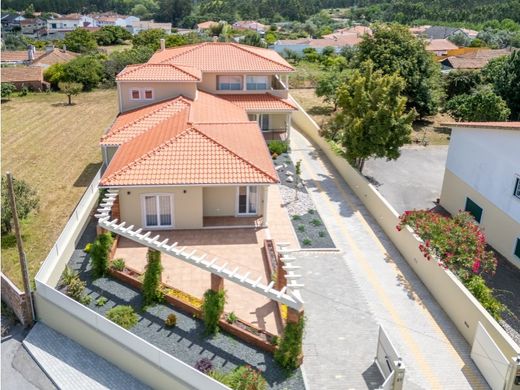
192;125;278;182
228;42;293;71
100;97;190;143
158;42;210;64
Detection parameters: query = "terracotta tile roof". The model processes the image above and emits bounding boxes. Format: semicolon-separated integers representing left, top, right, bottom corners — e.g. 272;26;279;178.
116;63;201;81
1;50;44;62
197;21;217;29
426;39;459;52
310;35;361;48
442;49;512;69
32;49;78;67
188;91;250;123
443;122;520;130
323;26;372;39
148;42;294;73
101;97;191;145
1;66;43;82
221;93;297;111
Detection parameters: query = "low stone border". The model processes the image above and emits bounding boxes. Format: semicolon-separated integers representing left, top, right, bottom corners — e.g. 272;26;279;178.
108;267;278;354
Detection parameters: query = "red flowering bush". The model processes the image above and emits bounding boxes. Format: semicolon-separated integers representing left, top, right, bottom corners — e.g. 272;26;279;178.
398;210;504;319
398;210;497;281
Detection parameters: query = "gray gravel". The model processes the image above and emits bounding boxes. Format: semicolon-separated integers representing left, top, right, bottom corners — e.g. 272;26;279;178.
64;220;305;390
275;153;335;249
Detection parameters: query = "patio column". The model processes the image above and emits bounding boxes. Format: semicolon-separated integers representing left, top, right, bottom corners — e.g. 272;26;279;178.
262;186;269;228
286;307;304;325
111;197;120;220
286;113;291;141
211;273;224;292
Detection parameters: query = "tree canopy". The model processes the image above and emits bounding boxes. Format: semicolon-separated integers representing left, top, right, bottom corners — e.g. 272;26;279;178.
1;175;39;235
63;28;97;53
445;85;511;121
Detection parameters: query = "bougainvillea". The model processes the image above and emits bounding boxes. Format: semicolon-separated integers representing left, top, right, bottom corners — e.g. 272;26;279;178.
397;210;497;282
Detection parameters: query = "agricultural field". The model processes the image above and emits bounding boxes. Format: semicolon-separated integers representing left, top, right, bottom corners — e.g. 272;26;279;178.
1;89;118;287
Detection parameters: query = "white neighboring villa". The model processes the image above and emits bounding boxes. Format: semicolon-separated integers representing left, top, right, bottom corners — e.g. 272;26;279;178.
440;122;520;268
46;13;97;33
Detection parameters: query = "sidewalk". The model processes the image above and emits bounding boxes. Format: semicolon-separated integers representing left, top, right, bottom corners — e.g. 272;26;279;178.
290;129;488;389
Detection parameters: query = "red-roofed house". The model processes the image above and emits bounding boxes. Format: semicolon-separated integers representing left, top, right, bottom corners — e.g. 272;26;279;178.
101;41;297;229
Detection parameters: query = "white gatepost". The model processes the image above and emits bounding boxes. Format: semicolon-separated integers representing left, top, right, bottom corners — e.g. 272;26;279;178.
375;325;405;390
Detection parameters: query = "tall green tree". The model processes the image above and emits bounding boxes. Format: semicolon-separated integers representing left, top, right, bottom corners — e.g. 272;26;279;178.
63;28;97;53
156;0;192;25
324;61;416;173
445;85;511;121
90;233;114;278
356;23;443;118
239;31;267;48
62;55;104;90
142;249;163;306
443;70;483;100
1;176;39;234
132;29;168;50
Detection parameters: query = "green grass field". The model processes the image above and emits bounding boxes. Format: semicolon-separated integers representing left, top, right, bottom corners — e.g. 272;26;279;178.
1;89;118;287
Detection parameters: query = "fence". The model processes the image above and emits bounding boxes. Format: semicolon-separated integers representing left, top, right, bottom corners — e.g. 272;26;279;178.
34;169;229;390
289;95;520;364
1;272;32;326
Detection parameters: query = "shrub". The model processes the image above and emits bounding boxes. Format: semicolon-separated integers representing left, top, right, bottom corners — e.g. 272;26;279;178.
61;265;78;286
111;258;125;271
84;243;92;253
62;55;104;91
268;140;289;155
445;86;511;121
297;224;305;232
465;276;505;320
227;366;267;390
194;357;213;374
292;215;301;220
80;295;92;305
208;370;231;385
275;316;305;370
1;175;39;234
96;297;108;306
318;231;325;238
66;277;86;301
302;238;312;246
271;335;279;346
165;313;177;327
106;305;138;329
308;209;315;214
63;28;97;53
18;86;29;96
226;312;237;324
142;249;163;306
1;83;16;100
202;289;226;335
310;218;322;226
90;233;114;278
44;63;66;89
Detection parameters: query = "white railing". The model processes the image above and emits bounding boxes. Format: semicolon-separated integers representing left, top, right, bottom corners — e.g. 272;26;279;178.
35;281;229;390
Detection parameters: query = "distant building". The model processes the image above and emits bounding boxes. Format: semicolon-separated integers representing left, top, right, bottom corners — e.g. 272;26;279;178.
127;20;172;35
196;21;218;32
1;45;78;67
323;25;372;39
411;25;479;41
271;34;361;55
232;21;266;33
425;39;459;56
441;49;512;70
440;122;520;268
20;18;46;36
0;66;49;90
1;13;25;31
46;14;97;34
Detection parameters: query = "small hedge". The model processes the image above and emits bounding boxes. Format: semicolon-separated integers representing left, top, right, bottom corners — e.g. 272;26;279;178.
275;316;304;370
142;249;163;306
208;366;267;390
268;140;288;155
106;305;138;329
202;289;226;335
90;233;114;278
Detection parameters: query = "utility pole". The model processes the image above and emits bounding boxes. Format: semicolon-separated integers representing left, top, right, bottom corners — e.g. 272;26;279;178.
6;172;35;326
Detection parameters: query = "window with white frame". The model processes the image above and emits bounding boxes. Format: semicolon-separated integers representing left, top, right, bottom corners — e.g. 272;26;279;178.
142;194;173;228
217;75;242;90
237;186;258;215
514;177;520;200
144;89;153;100
246;75;268;90
130;89;154;101
130;89;140;100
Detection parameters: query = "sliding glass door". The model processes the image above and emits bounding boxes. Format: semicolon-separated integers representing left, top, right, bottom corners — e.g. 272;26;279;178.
142;194;173;228
237;186;258;215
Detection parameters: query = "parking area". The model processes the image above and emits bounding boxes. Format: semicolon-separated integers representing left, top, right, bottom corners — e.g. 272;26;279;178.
363;145;449;213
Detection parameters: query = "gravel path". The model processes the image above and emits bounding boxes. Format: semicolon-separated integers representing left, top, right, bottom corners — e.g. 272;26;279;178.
274;153;335;249
64;220;305;390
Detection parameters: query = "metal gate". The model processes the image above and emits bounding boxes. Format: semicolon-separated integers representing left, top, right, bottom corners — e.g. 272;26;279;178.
375;326;405;390
471;322;520;390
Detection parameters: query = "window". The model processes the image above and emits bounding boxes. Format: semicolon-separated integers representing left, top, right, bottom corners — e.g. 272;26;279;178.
143;195;173;228
258;114;270;131
514;177;520;200
144;89;153;100
218;75;242;90
130;89;140;100
237;186;258;215
465;197;483;223
514;238;520;259
246;75;268;90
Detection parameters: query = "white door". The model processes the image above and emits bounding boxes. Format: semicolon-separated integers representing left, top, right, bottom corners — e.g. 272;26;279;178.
237;186;258;215
142;194;173;228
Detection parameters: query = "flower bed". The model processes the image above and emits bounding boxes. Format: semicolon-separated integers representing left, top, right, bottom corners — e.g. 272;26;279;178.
398;210;505;320
274;152;335;249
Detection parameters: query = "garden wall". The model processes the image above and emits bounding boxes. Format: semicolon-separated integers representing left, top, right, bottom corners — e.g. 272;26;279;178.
289;95;520;360
34;170;230;390
1;272;32;326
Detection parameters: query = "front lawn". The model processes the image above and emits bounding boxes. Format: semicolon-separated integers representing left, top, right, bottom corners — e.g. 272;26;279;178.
1;89;118;287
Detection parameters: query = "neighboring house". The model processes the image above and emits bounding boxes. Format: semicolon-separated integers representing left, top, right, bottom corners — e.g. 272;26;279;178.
0;66;49;90
409;25;430;36
425;38;459;56
196;20;218;32
127;20;172;35
271;34;361;55
322;25;372;39
440;122;520;268
20;18;47;35
1;14;25;31
1;46;77;67
1;48;44;65
100;41;296;230
46;14;97;34
421;26;464;40
32;47;78;67
441;48;512;70
232;21;266;33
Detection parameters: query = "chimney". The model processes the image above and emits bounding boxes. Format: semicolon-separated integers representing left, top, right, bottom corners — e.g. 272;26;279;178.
45;44;54;53
160;38;165;51
27;44;35;62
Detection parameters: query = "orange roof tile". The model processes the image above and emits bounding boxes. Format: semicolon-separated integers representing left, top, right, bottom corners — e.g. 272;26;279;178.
1;66;43;82
101;97;191;145
189;91;250;123
148;42;294;73
1;50;44;62
221;93;297;111
426;39;459;52
116;63;201;81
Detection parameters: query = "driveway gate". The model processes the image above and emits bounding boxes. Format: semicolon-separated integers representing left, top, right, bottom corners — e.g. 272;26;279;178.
375;325;405;390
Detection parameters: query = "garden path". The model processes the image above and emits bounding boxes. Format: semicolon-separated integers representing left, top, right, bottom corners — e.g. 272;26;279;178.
290;129;489;390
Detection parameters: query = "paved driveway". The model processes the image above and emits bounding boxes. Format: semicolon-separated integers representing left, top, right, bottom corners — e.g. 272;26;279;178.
291;129;487;390
363;146;448;214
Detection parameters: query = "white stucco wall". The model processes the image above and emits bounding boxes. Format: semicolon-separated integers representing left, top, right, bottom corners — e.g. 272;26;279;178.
445;127;520;224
